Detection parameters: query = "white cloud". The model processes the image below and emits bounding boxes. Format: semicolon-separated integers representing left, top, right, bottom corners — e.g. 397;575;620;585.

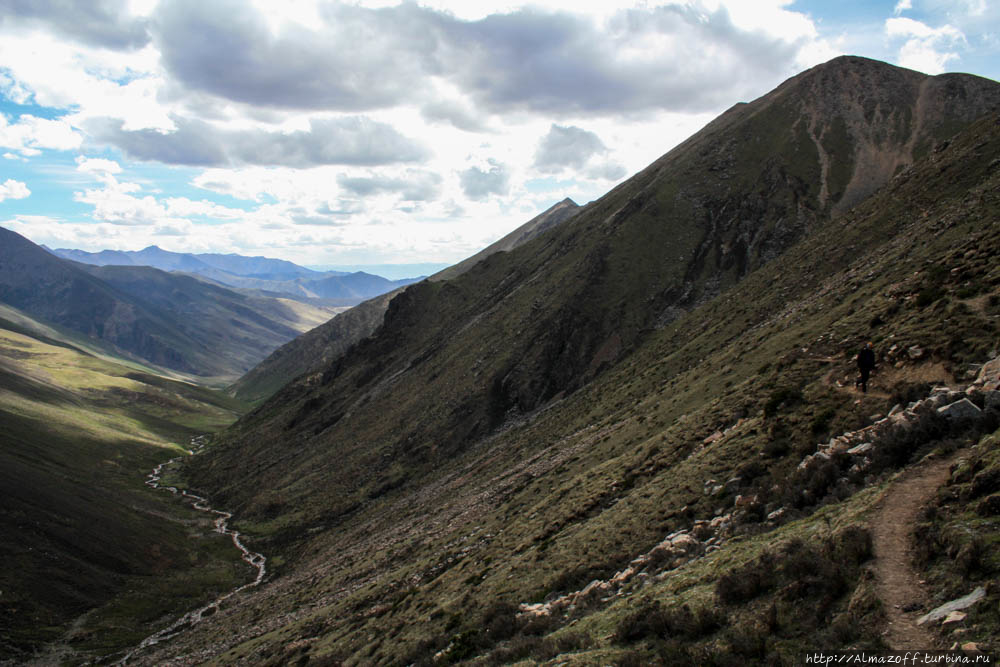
460;159;510;200
893;0;912;16
0;113;82;156
886;17;965;74
2;1;927;265
76;156;123;175
0;179;31;202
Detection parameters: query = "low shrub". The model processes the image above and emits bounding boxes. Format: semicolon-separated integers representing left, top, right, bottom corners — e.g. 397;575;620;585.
763;388;804;419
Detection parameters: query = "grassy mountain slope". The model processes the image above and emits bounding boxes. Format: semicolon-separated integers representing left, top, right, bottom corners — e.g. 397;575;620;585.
80;263;338;378
230;289;400;404
231;198;584;404
0;307;251;662
1;229;336;383
124;58;1000;663
200;56;1000;511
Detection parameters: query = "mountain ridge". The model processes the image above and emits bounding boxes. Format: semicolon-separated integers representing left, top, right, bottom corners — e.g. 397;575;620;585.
230;196;585;403
150;97;1000;664
137;57;1000;663
199;55;1000;516
50;245;420;305
0;228;338;382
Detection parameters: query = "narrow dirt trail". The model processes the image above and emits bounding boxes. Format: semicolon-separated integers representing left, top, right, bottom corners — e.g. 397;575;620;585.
871;453;956;650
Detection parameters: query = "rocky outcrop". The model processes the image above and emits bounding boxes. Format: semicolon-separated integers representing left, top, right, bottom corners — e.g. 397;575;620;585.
798;358;1000;475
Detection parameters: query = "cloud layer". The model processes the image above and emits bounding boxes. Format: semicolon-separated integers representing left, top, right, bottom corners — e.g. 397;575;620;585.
1;1;993;264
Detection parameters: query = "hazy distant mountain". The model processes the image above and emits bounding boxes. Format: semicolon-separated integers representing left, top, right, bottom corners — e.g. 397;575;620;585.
167;57;1000;664
52;245;328;279
309;263;452;280
50;245;419;305
1;228;337;381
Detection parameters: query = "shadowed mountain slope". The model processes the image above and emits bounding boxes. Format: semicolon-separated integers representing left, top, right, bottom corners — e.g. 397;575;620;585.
0;304;248;661
0;229;335;382
142;58;1000;664
157;112;1000;667
230;197;583;403
201;56;1000;501
230;289;400;404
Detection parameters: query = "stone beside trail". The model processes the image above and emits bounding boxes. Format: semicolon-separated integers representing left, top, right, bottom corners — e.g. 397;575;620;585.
517;356;1000;640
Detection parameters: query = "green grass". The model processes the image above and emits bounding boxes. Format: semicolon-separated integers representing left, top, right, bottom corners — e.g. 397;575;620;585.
149;110;1000;665
0;315;250;662
910;427;1000;648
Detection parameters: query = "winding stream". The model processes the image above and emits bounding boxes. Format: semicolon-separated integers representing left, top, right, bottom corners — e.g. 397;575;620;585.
116;438;266;665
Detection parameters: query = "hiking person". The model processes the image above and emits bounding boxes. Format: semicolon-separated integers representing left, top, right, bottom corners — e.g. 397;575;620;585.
856;342;876;392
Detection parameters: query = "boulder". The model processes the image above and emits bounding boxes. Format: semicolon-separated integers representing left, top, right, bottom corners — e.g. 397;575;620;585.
917;587;986;625
630;554;651;568
703;430;724;445
891;411;914;427
580;579;611;599
519;602;547;616
848;442;874;456
974;358;1000;388
941;610;967;627
670;533;701;553
610;567;635;585
937;398;982;421
984;390;1000;412
977;494;1000;516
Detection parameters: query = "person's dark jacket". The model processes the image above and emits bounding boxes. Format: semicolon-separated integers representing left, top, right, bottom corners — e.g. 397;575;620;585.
858;347;876;371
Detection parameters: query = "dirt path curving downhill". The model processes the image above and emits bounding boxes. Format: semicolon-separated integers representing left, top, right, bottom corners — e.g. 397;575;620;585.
871;453;957;650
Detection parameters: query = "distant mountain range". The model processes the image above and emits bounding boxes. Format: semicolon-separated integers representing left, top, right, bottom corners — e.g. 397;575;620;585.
48;245;421;305
0;228;338;382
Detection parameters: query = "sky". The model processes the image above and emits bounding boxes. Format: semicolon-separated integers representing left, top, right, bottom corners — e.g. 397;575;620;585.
0;0;997;267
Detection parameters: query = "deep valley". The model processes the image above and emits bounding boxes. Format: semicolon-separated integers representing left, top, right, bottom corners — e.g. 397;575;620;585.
2;55;1000;666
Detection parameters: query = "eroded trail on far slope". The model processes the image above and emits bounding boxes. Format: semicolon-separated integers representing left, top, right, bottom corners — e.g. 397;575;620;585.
871;453;955;650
